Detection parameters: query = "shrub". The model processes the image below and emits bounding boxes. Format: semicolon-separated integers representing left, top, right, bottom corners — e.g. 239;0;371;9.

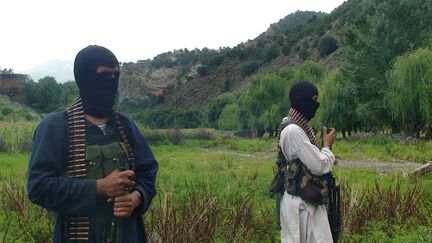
281;43;291;55
2;107;12;116
341;177;431;236
134;108;202;129
197;66;208;77
146;185;275;242
0;180;53;242
241;61;261;77
298;47;309;60
318;35;338;57
207;55;224;68
259;45;280;62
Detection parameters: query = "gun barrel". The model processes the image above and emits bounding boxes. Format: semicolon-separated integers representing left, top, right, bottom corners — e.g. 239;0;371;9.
327;174;341;243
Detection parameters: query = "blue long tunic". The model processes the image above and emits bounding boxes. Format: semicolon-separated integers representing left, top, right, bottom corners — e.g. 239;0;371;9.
27;110;158;243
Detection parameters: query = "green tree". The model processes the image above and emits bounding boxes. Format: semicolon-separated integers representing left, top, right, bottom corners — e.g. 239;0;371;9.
0;67;13;74
197;66;208;77
207;55;224;68
25;76;62;113
385;47;432;137
292;61;326;84
259;104;281;136
217;104;242;130
136;108;202;129
258;44;280;62
60;81;79;106
316;70;358;137
207;92;239;127
241;70;293;135
281;43;291;55
234;62;326;136
317;35;338;57
240;61;261;77
298;47;309;60
340;0;432;131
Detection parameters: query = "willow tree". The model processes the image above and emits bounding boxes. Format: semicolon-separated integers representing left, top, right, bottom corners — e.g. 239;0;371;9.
217;104;243;131
340;0;432;132
316;70;358;138
241;73;290;136
240;62;326;136
385;47;432;138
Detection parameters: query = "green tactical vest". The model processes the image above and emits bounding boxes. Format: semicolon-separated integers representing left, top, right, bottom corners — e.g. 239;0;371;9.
274;120;329;205
85;142;130;180
85;141;130;242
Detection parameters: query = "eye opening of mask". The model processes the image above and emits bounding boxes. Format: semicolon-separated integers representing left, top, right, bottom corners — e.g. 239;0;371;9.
96;70;120;79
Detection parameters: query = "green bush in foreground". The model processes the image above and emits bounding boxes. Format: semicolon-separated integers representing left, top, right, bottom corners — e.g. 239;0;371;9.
1;172;430;242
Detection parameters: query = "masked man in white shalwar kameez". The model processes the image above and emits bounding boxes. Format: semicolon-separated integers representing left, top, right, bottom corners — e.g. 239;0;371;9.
279;81;337;243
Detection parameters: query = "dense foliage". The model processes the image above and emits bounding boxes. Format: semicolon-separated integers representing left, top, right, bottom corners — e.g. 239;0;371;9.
317;35;338;57
385;47;432;137
201;0;432;138
25;77;78;113
0;95;40;122
336;0;432;135
209;62;326;135
132;108;202;129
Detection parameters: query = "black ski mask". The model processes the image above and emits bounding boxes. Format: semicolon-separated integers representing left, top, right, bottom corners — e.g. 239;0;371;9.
74;45;119;118
289;81;320;121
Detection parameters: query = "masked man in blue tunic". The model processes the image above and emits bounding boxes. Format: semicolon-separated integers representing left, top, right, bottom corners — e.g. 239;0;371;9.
27;45;158;243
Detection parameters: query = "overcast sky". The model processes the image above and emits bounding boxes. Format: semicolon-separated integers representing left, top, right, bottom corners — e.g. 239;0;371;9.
1;0;346;71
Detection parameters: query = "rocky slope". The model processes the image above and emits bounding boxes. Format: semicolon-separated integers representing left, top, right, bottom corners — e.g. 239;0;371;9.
118;9;348;111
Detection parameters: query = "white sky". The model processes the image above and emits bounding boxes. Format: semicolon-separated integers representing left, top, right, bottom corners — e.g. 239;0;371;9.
0;0;346;71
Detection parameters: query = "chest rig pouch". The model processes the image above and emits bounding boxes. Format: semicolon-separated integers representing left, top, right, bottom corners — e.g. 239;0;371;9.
85;142;130;179
284;158;329;205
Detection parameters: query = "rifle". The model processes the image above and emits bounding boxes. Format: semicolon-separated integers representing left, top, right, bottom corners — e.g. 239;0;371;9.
327;174;341;243
107;150;129;243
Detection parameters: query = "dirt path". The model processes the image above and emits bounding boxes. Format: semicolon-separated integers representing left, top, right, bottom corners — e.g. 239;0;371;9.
335;159;420;174
203;148;422;173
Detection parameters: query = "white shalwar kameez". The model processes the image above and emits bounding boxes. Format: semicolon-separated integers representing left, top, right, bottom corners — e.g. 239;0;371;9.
279;123;335;243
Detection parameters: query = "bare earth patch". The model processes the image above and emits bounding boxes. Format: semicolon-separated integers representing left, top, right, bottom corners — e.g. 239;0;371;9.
203;148;422;174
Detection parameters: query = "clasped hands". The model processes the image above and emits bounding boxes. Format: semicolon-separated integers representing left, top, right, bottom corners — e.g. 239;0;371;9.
96;170;140;217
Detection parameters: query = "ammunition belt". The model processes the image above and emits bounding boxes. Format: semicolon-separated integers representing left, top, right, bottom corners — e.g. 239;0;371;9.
65;98;136;242
66;98;90;241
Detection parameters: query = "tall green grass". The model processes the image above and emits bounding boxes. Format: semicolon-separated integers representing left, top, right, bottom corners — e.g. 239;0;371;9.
334;138;432;163
1;150;431;242
0;122;36;153
0;124;431;241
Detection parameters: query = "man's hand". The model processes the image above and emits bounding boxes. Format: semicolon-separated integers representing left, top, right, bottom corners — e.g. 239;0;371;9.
113;192;140;217
323;127;337;148
96;170;135;198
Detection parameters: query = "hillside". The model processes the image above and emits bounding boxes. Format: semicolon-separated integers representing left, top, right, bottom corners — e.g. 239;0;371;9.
118;0;432;138
118;10;339;110
21;59;74;83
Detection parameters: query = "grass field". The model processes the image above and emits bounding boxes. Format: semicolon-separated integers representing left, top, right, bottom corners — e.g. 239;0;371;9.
0;128;431;242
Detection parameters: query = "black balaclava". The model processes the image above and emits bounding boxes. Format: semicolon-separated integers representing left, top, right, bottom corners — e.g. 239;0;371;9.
74;45;119;118
289;81;320;121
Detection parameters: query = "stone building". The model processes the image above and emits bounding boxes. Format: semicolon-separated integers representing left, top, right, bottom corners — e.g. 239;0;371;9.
0;73;27;103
